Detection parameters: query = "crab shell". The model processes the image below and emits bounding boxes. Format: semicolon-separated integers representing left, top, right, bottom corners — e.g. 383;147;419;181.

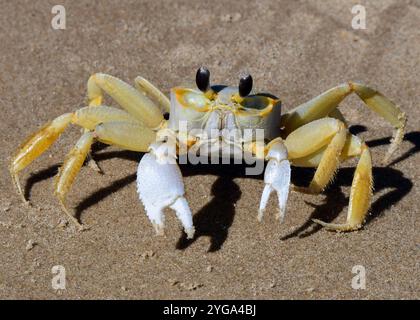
168;86;282;142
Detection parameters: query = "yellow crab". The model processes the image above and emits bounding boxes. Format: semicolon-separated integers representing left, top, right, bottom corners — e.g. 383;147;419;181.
10;67;406;238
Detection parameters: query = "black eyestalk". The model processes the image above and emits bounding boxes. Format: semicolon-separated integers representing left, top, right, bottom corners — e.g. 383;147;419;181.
196;67;210;92
238;74;253;97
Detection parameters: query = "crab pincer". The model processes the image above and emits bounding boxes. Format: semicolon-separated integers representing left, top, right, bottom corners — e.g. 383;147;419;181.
136;142;195;239
258;140;291;223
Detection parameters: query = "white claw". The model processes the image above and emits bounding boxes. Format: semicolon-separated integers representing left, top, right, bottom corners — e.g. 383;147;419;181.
258;184;272;222
258;157;291;223
137;145;194;238
170;197;195;239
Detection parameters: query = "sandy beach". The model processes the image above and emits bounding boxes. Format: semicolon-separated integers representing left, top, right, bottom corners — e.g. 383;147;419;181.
0;0;419;299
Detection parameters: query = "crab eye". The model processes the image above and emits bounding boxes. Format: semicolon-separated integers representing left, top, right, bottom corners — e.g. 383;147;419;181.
196;67;210;92
239;74;253;97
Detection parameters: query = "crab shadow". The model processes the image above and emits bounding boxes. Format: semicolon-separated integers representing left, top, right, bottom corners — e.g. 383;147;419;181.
176;171;241;252
22;131;418;249
281;165;413;239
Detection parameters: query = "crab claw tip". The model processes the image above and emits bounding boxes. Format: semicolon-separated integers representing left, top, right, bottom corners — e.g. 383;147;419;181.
185;227;195;239
257;209;265;222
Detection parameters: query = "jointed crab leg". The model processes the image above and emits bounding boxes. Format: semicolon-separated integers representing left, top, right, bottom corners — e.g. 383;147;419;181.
85;73;167;162
55;131;94;229
285;118;347;194
134;76;171;114
85;73;166;169
10;104;157;228
10;106;136;198
87;73;164;127
285;118;373;231
312;145;372;231
75;106;138;129
94;121;156;151
281;82;406;163
10;113;74;203
56;120;156;229
53;120;156;229
76;105;140;172
289;133;363;168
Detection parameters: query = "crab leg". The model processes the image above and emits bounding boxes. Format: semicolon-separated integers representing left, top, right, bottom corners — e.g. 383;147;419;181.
10;105;156;228
87;73;163;128
55;132;94;229
74;106;139;129
289;133;363;168
76;105;139;171
10;106;138;201
54;121;156;228
285;118;374;231
313;145;372;231
281;82;406;163
94;121;156;151
136;142;195;239
285;118;347;194
134;76;171;114
258;139;291;223
10;113;73;203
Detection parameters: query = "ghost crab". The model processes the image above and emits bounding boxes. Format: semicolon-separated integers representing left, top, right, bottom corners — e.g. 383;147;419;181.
10;67;406;238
